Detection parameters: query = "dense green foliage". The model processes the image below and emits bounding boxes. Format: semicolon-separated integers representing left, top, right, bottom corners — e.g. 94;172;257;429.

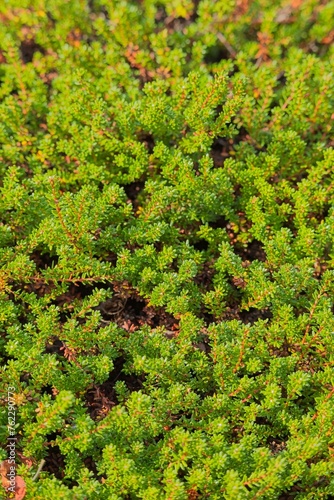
1;0;334;498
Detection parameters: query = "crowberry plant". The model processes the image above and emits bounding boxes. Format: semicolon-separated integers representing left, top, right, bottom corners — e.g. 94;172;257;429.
0;0;334;499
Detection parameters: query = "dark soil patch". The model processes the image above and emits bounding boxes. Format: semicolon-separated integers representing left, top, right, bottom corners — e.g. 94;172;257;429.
239;307;272;325
85;357;145;420
208;215;229;230
20;39;45;64
44;337;65;356
235;239;267;263
123;180;145;212
194;260;215;291
115;301;179;332
210;138;235;168
30;252;59;270
83;455;102;481
193;239;209;251
43;443;66;481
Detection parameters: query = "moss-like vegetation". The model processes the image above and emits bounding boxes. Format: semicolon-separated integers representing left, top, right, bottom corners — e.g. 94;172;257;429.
1;1;334;498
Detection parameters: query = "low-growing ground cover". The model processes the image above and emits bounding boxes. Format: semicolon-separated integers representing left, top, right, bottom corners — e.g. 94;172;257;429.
0;1;334;498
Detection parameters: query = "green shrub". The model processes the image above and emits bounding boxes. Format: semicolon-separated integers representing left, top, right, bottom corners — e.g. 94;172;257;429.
1;1;334;499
